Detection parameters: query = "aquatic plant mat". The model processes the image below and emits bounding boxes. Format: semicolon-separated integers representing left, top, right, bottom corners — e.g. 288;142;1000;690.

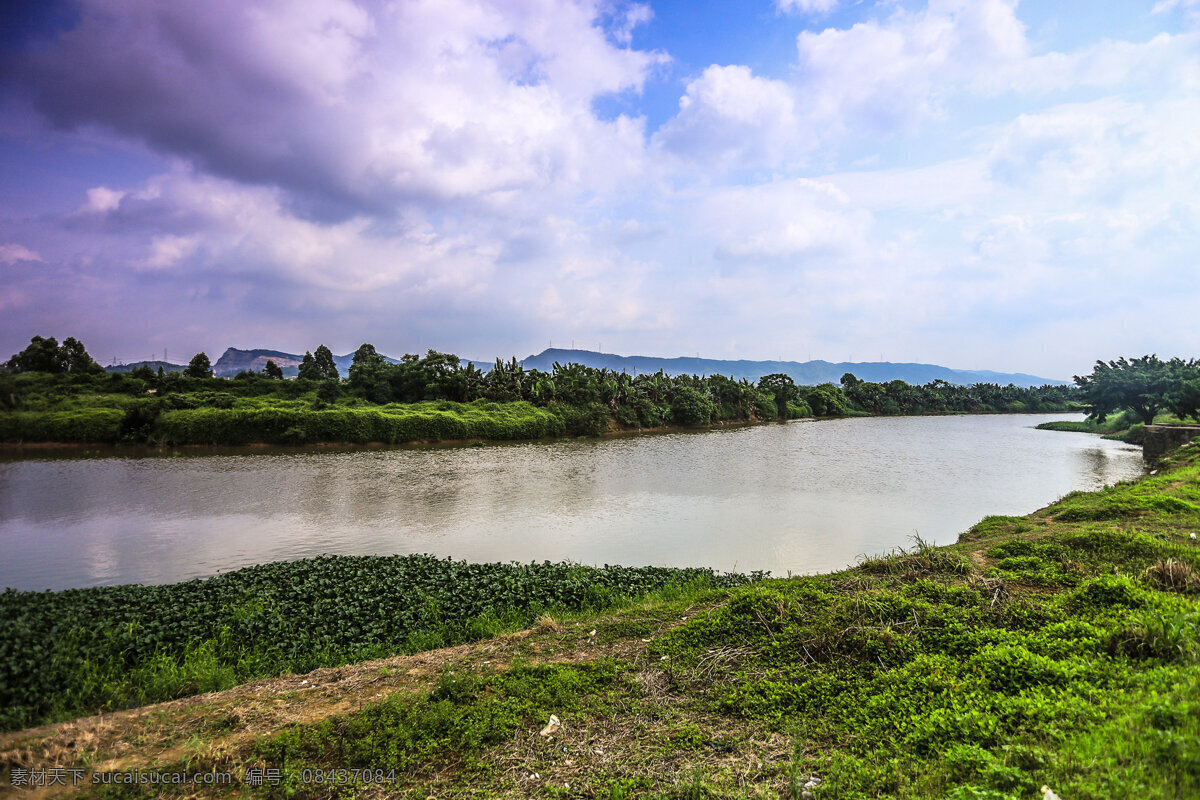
4;443;1200;798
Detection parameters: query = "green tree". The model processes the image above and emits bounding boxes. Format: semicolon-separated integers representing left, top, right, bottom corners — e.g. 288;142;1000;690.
4;335;101;374
313;344;339;381
60;337;103;374
297;351;319;381
263;360;284;379
1075;355;1176;425
184;352;212;379
1168;374;1200;423
806;384;848;417
758;373;797;420
316;380;340;405
670;385;715;425
842;375;887;414
348;343;393;403
420;351;465;400
6;335;62;372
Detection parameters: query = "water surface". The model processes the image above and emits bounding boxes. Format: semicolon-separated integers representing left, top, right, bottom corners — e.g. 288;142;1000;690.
0;414;1142;590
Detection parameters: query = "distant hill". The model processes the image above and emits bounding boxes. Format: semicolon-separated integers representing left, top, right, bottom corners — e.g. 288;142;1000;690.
210;348;400;378
210;348;305;377
120;346;1064;387
507;349;1067;388
105;360;185;374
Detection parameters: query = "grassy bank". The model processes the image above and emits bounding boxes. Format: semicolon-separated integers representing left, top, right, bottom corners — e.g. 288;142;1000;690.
1036;409;1196;444
1;363;1077;447
4;446;1200;798
0;398;566;445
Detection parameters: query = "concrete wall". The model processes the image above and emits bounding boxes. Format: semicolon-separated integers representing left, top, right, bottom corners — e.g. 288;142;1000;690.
1143;425;1200;462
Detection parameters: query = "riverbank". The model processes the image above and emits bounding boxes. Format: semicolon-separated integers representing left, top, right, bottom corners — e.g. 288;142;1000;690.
1035;409;1200;446
0;414;775;453
2;442;1196;797
0;364;1076;448
0;402;1077;450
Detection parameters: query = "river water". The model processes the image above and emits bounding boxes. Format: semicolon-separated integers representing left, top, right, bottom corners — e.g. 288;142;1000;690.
0;414;1143;591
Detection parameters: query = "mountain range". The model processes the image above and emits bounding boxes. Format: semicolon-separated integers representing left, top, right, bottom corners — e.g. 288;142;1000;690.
107;347;1067;387
513;349;1066;387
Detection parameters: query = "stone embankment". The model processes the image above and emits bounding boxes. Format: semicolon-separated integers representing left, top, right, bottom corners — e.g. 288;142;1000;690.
1144;424;1200;461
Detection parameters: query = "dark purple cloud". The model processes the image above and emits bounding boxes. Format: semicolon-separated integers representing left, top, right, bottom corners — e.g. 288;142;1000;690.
9;1;376;219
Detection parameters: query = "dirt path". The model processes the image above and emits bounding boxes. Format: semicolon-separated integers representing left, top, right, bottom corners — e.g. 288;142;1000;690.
0;609;713;799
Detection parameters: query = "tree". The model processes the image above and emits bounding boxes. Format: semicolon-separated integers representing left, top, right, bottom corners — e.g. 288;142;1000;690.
6;335;61;372
316;380;340;405
844;378;886;414
313;344;339;381
1168;374;1200;423
806;384;848;417
5;335;101;374
184;352;212;379
670;386;715;425
297;351;319;381
263;359;284;380
758;373;797;420
352;343;379;366
1075;355;1176;425
421;350;464;399
348;343;393;403
60;337;102;373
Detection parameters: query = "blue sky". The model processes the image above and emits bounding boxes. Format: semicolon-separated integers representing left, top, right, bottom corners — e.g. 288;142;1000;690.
1;0;1198;379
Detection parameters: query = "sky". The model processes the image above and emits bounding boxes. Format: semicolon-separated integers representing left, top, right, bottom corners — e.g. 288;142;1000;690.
1;0;1198;380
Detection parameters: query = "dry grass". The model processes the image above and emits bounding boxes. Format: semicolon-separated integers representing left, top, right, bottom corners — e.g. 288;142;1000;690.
1143;558;1200;593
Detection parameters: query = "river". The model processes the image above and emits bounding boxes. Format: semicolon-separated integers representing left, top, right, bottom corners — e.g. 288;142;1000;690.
0;414;1142;591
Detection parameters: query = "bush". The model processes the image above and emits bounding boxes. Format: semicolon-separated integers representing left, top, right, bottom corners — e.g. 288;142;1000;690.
786;400;812;419
0;408;123;442
670;387;715;425
806;384;848;417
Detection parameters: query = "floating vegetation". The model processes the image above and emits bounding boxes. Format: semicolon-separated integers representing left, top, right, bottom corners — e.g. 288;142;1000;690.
0;555;760;731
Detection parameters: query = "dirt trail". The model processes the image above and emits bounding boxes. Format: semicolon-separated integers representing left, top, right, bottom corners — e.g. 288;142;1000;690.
1;637;514;798
0;610;709;799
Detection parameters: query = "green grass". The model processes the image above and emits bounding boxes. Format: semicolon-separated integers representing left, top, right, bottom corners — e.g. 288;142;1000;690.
154;399;566;444
256;659;625;781
0;397;568;445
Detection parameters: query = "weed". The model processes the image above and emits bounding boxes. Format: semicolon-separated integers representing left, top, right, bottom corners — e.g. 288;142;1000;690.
1143;559;1200;593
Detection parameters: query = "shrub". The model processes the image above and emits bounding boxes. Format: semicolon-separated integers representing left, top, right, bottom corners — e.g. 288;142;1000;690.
670;387;716;425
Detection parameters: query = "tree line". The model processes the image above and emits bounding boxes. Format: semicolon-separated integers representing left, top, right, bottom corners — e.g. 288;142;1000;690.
3;335;1083;440
1074;355;1200;425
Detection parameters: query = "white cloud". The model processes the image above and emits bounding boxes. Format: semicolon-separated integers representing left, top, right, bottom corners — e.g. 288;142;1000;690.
6;0;1200;376
82;187;125;214
700;179;871;260
795;0;1029;136
1154;0;1200;20
777;0;839;15
0;243;43;264
609;3;654;45
141;235;200;271
17;0;664;215
653;65;807;167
